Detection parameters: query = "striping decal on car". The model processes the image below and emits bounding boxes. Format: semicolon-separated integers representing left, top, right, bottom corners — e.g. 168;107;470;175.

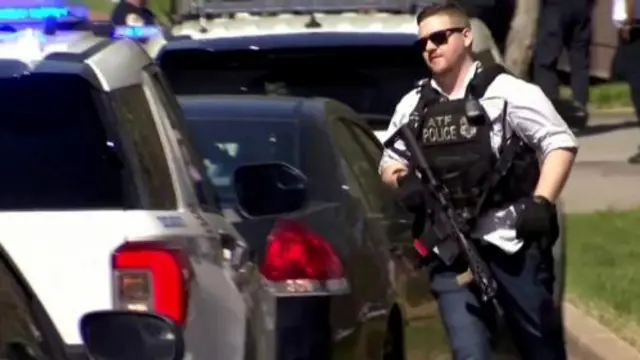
156;215;186;228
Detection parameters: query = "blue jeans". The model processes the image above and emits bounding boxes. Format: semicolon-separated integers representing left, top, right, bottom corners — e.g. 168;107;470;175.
429;242;567;360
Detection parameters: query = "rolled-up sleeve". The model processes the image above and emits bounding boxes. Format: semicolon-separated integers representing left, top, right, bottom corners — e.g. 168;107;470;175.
502;77;579;158
378;90;420;174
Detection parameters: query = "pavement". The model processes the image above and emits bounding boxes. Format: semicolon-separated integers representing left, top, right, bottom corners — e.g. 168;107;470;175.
563;116;640;213
561;112;640;359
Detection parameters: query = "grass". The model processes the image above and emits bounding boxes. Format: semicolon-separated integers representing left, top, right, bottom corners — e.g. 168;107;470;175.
71;0;113;13
560;82;632;110
566;209;640;348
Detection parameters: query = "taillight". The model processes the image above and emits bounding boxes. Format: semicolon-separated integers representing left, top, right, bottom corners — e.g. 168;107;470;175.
260;219;348;294
112;241;192;326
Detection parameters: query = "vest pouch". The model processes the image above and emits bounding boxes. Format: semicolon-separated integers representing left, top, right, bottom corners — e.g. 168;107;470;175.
489;144;540;207
464;97;486;126
429;154;488;215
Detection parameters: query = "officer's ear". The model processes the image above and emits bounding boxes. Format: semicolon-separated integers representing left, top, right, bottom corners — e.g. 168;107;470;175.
462;27;473;49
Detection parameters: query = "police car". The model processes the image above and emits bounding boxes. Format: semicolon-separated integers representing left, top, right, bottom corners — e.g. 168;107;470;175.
0;3;249;359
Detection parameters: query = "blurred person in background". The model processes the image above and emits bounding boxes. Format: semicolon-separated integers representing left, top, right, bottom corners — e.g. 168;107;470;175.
612;0;640;163
533;0;594;110
111;0;156;26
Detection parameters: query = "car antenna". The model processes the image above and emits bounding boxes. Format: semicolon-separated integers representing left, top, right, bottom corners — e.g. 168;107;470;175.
304;14;322;29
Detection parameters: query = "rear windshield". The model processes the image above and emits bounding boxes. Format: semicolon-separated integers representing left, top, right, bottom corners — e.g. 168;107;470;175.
0;74;130;210
185;117;296;204
160;46;427;122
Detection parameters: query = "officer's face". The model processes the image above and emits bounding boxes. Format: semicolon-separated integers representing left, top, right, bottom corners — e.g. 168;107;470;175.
417;14;472;75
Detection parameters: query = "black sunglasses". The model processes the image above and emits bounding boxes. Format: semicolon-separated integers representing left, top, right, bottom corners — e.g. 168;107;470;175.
415;27;466;49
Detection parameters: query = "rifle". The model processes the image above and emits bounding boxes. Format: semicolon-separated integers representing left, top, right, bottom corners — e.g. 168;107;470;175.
385;124;498;302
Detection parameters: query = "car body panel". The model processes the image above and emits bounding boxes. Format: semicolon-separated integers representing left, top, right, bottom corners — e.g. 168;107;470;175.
0;243;71;359
178;94;451;359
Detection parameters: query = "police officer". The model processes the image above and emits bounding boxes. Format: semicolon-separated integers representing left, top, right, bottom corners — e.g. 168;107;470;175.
111;0;156;26
379;3;577;360
532;0;594;108
414;0;505;66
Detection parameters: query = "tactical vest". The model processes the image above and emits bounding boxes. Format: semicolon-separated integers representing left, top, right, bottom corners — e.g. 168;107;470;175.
410;64;539;226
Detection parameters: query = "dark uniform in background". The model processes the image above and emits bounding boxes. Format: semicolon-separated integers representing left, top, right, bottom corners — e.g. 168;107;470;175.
532;0;595;108
456;0;515;54
611;0;640;163
111;0;156;26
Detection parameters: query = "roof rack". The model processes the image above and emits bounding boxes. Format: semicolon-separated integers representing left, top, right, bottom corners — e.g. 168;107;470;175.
191;0;442;17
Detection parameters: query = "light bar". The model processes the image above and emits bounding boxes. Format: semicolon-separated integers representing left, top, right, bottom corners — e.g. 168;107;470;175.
199;0;416;15
113;26;162;39
0;6;87;23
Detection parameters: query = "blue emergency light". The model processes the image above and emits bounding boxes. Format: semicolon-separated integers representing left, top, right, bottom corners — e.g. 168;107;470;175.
0;3;163;41
113;25;162;39
0;5;87;23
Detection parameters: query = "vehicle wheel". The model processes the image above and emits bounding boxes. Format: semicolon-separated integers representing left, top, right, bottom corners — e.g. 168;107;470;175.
382;306;405;360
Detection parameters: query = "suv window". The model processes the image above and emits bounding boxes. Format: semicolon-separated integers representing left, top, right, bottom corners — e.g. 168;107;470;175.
160;46;426;130
0;252;57;359
0;74;132;210
110;86;177;210
145;69;221;211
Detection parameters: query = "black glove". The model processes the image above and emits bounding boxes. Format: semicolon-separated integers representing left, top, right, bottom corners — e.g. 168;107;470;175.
396;173;424;213
515;196;558;242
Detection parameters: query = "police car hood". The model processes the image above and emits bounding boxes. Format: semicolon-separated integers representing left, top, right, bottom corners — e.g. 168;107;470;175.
0;209;185;345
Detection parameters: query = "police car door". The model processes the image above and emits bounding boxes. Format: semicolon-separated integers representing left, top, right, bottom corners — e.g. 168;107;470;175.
140;69;249;359
0;245;70;360
142;67;249;265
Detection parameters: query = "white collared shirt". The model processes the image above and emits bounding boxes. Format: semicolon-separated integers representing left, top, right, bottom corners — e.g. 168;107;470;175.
379;62;578;254
612;0;640;27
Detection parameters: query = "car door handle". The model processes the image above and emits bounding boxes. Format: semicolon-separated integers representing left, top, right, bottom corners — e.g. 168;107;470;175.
220;231;237;252
219;231;251;272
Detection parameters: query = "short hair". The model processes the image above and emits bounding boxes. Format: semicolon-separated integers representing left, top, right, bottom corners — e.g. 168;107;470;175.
415;2;471;27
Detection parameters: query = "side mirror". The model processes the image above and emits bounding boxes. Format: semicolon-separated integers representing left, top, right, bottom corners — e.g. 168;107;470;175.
233;162;308;217
80;311;184;360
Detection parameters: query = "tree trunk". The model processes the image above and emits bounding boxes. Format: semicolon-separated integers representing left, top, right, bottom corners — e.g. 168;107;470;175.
504;0;541;79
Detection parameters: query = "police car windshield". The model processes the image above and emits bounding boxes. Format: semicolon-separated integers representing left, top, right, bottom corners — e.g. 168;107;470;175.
0;74;131;210
161;46;427;120
185;117;296;205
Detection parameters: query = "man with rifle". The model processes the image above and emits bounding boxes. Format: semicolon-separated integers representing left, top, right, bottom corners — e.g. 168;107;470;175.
379;3;577;360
